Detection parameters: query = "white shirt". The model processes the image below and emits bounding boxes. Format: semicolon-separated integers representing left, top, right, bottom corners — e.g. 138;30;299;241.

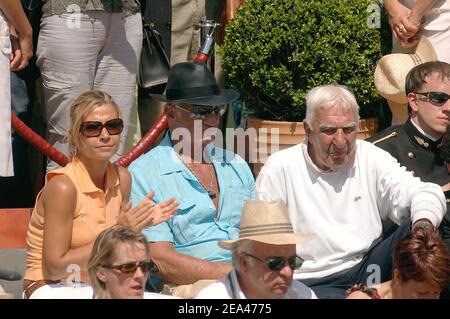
194;269;317;299
256;139;446;279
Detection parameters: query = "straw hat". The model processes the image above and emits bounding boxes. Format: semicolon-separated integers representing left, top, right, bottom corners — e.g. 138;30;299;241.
218;200;309;250
374;37;438;124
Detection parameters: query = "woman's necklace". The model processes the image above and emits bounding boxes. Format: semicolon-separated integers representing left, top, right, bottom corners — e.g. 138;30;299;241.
184;162;217;199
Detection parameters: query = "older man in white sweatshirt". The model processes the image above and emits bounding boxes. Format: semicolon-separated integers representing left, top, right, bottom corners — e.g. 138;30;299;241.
256;84;446;299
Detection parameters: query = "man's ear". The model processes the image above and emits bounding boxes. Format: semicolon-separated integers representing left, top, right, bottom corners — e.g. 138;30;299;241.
304;122;311;138
239;253;249;274
407;92;419;113
95;266;108;284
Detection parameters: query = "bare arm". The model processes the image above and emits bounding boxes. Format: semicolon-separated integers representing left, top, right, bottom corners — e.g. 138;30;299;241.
117;167;179;231
384;0;420;41
442;182;450;192
150;242;233;285
42;175;94;280
409;0;438;25
0;0;32;70
346;291;372;299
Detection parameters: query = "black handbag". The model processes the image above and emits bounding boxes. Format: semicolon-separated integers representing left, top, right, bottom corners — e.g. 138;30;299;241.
138;22;171;92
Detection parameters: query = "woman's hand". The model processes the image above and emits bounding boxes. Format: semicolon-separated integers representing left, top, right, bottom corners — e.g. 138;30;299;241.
385;0;421;42
118;191;179;231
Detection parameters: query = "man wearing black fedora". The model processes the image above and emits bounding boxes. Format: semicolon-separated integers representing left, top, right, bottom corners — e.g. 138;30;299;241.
129;61;256;297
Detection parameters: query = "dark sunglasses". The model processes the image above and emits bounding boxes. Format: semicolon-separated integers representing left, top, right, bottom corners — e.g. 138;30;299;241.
415;92;450;106
244;253;304;271
173;104;227;120
101;260;153;274
79;118;124;137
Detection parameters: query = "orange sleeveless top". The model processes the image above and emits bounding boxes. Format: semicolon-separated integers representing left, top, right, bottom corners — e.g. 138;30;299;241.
24;159;122;282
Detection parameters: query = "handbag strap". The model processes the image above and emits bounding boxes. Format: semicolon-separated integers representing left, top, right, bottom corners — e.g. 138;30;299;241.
143;22;166;50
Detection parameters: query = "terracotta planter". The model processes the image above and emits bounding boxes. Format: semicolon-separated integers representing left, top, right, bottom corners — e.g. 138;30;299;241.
246;116;378;177
0;208;32;249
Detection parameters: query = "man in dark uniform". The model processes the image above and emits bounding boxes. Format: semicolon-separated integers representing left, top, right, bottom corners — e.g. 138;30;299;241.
441;126;450;199
368;61;450;299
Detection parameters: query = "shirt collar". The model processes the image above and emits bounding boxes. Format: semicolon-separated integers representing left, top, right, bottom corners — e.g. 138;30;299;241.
158;132;230;175
406;118;442;151
409;118;440;141
72;158;119;193
228;269;247;299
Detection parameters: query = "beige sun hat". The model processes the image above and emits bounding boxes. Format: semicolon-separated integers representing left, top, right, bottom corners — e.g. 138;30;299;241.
374;37;438;124
218;200;310;250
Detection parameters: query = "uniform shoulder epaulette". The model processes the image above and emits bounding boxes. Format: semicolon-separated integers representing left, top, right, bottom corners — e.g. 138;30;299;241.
371;132;398;145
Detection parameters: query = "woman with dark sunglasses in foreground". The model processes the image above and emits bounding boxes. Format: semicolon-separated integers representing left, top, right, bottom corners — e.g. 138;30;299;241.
23;91;179;299
88;225;177;299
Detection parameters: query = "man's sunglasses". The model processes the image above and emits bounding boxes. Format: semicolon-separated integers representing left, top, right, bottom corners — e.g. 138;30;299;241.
101;260;153;274
173;104;227;120
415;92;450;106
79;118;124;137
244;253;304;271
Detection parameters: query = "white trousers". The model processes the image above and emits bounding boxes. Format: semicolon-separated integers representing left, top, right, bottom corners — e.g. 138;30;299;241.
0;10;13;177
37;11;142;171
27;282;94;299
27;281;179;299
402;0;450;63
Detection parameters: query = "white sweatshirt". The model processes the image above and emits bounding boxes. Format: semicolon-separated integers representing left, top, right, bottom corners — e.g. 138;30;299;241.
256;139;446;280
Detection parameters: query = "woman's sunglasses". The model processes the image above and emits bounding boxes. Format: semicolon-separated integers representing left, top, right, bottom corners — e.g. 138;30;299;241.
415;92;450;106
80;118;124;137
244;253;304;271
101;260;153;274
173;104;227;120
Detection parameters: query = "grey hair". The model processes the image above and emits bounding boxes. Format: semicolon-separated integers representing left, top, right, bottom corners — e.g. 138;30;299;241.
304;84;360;127
231;240;254;270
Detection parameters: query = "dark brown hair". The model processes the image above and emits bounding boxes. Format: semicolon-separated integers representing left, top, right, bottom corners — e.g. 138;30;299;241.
405;61;450;114
393;231;450;290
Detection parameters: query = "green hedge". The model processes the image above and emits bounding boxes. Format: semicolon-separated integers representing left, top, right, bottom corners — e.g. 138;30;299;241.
221;0;391;121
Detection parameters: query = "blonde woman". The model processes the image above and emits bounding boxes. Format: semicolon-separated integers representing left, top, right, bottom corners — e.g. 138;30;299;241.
88;225;151;299
23;90;179;299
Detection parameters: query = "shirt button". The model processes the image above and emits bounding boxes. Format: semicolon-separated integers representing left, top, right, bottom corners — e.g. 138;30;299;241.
407;152;415;159
209;205;213;209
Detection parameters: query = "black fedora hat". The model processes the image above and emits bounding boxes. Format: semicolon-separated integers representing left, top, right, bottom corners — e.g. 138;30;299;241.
150;61;239;106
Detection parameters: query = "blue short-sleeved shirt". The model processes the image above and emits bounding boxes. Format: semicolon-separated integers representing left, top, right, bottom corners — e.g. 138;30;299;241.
129;133;256;263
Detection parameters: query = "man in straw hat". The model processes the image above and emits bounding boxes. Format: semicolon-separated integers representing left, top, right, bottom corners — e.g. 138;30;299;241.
195;200;316;299
129;61;255;297
369;61;450;249
373;36;437;125
256;83;446;298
